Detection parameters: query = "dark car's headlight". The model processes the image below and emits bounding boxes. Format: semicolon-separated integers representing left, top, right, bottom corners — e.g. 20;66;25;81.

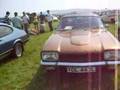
104;50;120;60
41;51;59;61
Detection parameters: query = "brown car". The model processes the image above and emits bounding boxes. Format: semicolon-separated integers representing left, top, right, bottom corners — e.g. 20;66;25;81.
41;13;120;90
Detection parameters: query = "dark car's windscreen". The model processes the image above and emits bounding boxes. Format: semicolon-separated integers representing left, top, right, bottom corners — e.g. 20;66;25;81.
58;16;104;30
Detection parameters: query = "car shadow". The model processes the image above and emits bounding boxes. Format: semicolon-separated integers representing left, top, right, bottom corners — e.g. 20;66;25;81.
26;66;116;90
26;66;47;90
0;56;16;65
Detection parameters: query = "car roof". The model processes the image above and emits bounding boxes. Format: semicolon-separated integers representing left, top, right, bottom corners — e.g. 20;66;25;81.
0;23;10;26
63;12;99;18
0;23;13;29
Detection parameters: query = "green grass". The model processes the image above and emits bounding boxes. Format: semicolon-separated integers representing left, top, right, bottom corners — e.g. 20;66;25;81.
0;23;119;90
0;32;52;90
108;24;116;36
0;22;59;90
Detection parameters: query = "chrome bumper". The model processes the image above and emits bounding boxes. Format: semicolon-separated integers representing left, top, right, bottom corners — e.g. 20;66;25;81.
41;61;120;67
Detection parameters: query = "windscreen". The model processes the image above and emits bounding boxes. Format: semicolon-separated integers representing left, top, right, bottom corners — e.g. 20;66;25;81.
58;16;104;30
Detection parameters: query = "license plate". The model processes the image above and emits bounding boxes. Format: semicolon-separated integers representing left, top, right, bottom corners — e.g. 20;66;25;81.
67;67;96;73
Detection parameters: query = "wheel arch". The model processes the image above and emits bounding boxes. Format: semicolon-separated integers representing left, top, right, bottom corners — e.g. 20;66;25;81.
13;39;24;50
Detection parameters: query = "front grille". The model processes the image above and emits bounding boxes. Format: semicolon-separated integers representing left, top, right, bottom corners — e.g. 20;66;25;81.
59;53;103;62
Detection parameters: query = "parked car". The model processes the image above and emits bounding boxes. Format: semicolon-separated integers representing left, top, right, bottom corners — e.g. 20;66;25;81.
0;17;13;25
41;13;120;90
0;23;28;60
101;10;115;23
0;18;5;23
101;14;115;23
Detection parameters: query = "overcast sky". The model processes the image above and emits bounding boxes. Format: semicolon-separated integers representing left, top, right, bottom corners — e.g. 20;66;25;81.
0;0;120;17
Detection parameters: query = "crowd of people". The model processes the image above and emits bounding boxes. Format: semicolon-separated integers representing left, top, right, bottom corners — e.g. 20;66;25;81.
2;10;54;35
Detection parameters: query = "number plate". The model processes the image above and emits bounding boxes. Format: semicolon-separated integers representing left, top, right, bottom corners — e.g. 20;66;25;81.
67;67;96;73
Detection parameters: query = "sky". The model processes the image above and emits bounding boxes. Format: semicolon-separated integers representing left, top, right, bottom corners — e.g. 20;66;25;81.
0;0;120;17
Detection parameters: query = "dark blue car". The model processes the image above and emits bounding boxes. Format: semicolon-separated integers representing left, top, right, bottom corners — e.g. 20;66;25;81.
0;23;28;60
0;18;5;23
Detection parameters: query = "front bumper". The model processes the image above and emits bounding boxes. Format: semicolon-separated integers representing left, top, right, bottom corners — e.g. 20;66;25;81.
41;60;116;90
41;60;120;67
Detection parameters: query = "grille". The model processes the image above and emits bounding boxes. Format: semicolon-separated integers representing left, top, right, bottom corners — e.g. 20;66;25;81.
59;53;103;62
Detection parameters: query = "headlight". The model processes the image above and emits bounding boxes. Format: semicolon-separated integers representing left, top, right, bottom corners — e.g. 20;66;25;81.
41;51;59;61
104;50;120;60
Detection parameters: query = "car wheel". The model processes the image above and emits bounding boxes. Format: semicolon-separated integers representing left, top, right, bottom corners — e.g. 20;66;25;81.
13;43;23;58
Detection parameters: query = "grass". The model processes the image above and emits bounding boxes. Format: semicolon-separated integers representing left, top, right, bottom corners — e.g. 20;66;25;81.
0;32;52;90
108;23;116;36
0;22;119;90
0;21;59;90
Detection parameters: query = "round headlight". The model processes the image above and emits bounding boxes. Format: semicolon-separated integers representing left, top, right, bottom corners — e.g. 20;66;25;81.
104;50;120;60
41;51;59;61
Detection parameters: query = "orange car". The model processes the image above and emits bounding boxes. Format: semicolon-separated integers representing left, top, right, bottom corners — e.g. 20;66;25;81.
41;13;120;90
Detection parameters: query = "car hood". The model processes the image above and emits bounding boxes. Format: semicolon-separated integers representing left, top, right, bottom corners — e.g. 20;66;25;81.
70;30;91;45
43;29;120;53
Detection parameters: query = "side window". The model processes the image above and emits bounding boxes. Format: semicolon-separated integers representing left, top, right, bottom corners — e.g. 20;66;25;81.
0;25;12;38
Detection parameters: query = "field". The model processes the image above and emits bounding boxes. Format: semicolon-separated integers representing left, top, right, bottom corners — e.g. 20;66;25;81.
0;23;119;90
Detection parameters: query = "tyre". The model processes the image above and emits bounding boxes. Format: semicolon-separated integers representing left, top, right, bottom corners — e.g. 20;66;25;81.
12;43;23;58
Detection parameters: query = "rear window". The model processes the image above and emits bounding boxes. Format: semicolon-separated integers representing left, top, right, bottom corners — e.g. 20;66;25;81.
0;25;12;38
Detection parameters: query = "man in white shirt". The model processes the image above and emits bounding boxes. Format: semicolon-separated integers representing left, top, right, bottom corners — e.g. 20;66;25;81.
22;12;29;34
46;10;53;31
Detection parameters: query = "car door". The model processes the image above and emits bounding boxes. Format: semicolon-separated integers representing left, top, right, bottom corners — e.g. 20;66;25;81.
0;25;13;55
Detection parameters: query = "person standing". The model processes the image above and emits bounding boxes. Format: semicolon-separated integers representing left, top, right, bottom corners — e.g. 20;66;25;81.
46;10;53;31
33;13;39;32
39;12;45;33
11;12;23;29
4;11;11;25
22;12;30;34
